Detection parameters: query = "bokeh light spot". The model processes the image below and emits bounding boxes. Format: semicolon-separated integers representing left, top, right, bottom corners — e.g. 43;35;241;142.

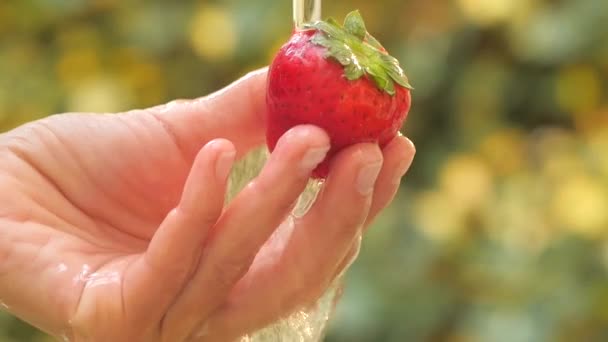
414;190;467;242
552;174;608;238
457;0;520;27
67;77;134;113
556;65;601;115
56;48;101;88
479;129;526;176
440;154;494;212
189;5;237;61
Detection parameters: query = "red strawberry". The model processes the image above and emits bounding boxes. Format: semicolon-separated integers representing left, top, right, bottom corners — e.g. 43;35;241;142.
265;10;413;178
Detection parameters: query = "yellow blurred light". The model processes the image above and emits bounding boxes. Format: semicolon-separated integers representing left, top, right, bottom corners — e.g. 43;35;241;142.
0;93;6;124
483;174;554;254
534;129;586;182
347;2;381;30
404;2;459;35
123;62;166;106
556;65;601;116
587;126;608;178
440;154;494;212
542;153;587;185
189;5;238;61
457;0;520;26
55;24;101;51
443;334;477;342
56;48;101;88
501;214;552;254
414;190;468;242
109;47;144;69
11;103;47;127
0;3;11;35
5;43;38;69
574;108;608;134
67;77;134;113
105;48;166;107
551;174;608;238
479;129;526;176
91;0;120;11
453;57;508;134
505;0;537;28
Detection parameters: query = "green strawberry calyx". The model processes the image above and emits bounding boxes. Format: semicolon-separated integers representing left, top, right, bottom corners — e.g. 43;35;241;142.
303;10;413;96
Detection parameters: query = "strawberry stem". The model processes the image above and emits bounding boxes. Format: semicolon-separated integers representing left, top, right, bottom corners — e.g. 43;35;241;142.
303;10;413;95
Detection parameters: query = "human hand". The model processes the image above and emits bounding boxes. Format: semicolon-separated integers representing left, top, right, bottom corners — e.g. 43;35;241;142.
0;68;415;341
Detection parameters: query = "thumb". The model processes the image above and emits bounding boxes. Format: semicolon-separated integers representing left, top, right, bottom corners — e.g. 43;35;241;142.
144;67;269;161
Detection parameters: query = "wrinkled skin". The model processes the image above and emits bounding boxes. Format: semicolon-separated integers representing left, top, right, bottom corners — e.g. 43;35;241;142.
0;69;415;341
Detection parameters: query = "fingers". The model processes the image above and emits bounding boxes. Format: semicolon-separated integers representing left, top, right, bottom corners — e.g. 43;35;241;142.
160;125;330;340
332;135;415;278
290;143;383;288
199;143;383;341
146;139;236;272
146;68;268;161
122;139;235;326
365;135;416;229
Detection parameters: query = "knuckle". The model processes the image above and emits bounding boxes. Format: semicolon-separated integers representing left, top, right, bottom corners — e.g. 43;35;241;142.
275;197;298;215
246;179;268;196
333;212;365;239
208;254;250;290
195;212;221;230
280;264;330;313
249;179;299;213
282;277;328;313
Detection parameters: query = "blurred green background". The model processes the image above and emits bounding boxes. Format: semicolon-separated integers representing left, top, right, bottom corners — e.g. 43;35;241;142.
1;0;608;341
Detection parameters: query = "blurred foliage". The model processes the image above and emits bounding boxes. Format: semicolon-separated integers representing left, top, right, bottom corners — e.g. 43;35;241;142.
1;0;608;341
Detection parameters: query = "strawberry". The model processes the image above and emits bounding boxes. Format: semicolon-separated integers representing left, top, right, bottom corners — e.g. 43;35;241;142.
265;10;413;178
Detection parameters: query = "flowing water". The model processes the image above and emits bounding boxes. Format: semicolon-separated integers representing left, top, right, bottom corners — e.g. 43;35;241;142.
232;147;340;342
293;0;322;30
235;1;341;340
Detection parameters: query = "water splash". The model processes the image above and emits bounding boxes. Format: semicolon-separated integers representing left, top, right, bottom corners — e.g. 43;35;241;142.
293;0;322;30
236;3;340;338
72;263;121;288
84;271;121;288
55;263;68;273
228;147;339;342
72;264;91;286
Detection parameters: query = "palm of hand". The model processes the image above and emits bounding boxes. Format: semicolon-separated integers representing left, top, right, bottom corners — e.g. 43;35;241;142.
0;110;216;340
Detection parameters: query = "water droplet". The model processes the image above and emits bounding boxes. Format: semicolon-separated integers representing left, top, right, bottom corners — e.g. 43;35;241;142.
85;271;121;288
73;264;92;285
56;263;68;273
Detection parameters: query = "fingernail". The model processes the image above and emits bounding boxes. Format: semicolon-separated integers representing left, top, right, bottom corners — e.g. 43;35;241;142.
356;161;383;196
300;146;330;175
216;150;236;181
